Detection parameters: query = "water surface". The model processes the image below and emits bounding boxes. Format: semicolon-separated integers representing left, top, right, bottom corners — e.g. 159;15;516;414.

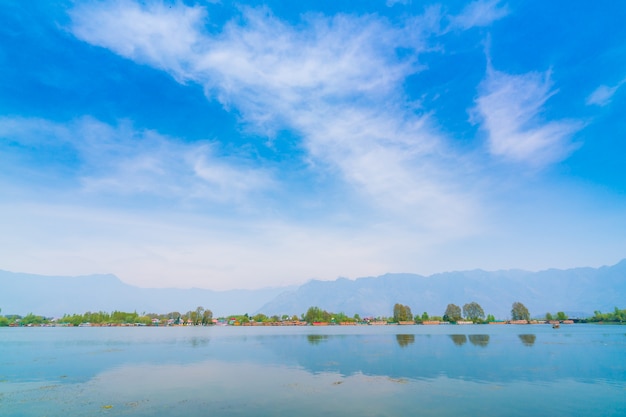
1;324;624;416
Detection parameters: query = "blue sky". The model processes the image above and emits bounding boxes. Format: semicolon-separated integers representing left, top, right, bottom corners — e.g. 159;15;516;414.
1;0;625;289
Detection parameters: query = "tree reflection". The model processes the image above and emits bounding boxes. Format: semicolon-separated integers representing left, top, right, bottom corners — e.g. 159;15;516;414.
189;337;210;347
307;335;328;345
468;334;490;347
518;334;536;347
396;334;415;347
449;334;468;346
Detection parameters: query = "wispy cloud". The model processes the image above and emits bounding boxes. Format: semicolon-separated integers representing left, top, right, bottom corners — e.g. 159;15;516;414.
0;116;274;204
586;78;626;107
447;0;509;30
473;68;582;166
69;1;205;82
68;1;480;236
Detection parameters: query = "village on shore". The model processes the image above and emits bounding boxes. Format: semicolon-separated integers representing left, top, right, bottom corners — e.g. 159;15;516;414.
2;302;624;327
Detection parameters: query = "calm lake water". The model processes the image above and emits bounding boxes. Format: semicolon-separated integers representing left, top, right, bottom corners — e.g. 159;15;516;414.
1;324;625;416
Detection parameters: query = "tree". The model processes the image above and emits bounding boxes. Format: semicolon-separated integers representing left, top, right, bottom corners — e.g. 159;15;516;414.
21;313;45;326
462;302;485;322
556;311;567;321
443;304;462;322
194;306;205;325
589;307;626;323
545;312;553;321
511;302;530;321
393;303;413;322
486;314;495;323
253;313;268;323
202;309;213;325
303;306;331;323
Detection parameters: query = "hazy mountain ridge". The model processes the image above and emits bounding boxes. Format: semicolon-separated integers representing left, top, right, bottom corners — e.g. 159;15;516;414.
1;260;625;319
258;260;626;319
0;270;292;317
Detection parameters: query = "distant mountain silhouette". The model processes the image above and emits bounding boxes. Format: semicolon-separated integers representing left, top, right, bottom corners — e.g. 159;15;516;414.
0;270;291;317
2;259;625;319
257;260;626;319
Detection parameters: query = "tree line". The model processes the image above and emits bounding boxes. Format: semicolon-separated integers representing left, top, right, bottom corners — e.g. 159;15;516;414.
2;305;625;327
0;307;213;327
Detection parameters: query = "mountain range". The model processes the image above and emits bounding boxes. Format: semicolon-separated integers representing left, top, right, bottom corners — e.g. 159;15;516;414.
2;260;625;319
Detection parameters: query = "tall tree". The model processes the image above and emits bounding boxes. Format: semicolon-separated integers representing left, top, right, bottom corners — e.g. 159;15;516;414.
462;302;485;322
511;302;530;321
303;306;331;323
443;304;462;322
194;306;205;325
393;303;413;322
202;309;213;325
556;311;568;321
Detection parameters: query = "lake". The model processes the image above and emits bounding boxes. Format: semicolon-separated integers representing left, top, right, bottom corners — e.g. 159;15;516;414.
1;324;624;416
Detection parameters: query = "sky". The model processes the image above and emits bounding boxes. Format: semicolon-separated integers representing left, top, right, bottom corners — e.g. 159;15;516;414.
1;0;625;290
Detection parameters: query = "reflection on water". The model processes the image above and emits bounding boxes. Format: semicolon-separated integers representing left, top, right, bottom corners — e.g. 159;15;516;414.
1;326;625;417
395;334;415;347
519;334;537;346
449;334;468;346
189;337;210;347
468;334;490;347
307;334;328;345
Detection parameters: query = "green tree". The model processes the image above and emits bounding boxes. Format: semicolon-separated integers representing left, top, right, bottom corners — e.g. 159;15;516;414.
415;312;429;322
253;313;268;323
194;306;205;325
486;314;495;323
589;308;626;323
393;303;413;322
511;302;530;321
462;302;485;322
303;306;331;323
202;309;213;325
21;313;45;326
545;312;553;321
556;311;567;321
443;304;462;322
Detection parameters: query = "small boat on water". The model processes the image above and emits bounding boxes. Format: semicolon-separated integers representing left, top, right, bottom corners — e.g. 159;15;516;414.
552;323;560;329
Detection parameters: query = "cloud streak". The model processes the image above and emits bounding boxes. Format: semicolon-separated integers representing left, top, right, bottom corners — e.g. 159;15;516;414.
586;78;626;107
473;68;582;166
68;1;482;235
447;0;509;30
0;116;274;204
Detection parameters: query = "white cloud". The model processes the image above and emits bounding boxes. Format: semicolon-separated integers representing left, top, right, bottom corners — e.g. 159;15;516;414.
67;2;476;242
386;0;410;7
447;0;509;30
473;68;582;166
0;116;274;204
69;1;205;82
586;78;626;106
66;1;481;237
